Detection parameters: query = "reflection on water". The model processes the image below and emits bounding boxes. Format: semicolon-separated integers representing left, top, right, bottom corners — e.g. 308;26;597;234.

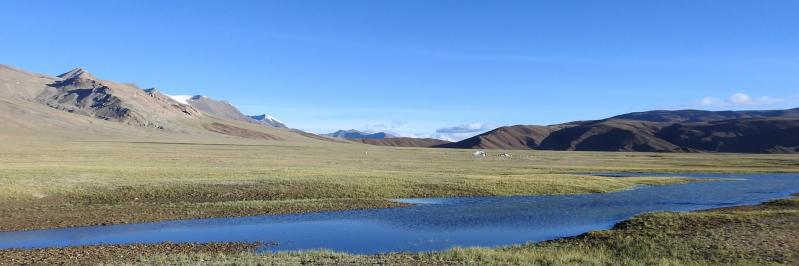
0;173;797;254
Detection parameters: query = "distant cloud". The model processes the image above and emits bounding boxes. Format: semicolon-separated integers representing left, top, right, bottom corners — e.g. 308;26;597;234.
728;93;752;104
389;132;460;142
436;122;495;134
367;120;407;131
429;122;498;141
390;132;435;139
698;96;724;106
433;134;459;142
697;93;788;108
381;122;498;142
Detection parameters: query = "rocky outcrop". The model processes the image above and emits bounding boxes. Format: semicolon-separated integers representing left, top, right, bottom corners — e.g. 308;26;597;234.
37;68;201;129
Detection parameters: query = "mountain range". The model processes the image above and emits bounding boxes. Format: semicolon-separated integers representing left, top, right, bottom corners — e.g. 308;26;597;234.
0;64;308;143
323;130;452;147
2;64;797;153
352;137;451;147
165;94;287;128
324;129;396;139
436;108;799;153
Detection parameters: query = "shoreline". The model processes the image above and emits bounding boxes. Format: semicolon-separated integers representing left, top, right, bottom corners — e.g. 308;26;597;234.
2;193;796;265
0;175;712;233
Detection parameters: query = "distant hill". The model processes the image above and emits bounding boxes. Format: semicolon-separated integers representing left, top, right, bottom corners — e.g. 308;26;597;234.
352;137;451;148
438;109;799;153
325;129;395;139
610;109;799;123
324;129;452;147
436;125;558;150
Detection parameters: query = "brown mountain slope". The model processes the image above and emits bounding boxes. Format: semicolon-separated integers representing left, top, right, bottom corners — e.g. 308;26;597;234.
203;122;283;140
656;118;799;153
35;68;201;129
0;64;329;144
0;64;55;99
436;125;556;149
352;137;451;147
180;95;287;128
536;120;681;152
442;109;799;153
0;66;160;139
611;108;799;123
184;96;248;122
291;130;352;143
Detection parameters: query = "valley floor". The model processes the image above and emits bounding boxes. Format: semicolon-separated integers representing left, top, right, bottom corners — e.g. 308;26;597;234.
3;195;797;265
4;139;788;231
1;139;798;264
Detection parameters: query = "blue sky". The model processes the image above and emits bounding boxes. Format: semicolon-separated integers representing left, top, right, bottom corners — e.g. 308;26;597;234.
1;1;798;140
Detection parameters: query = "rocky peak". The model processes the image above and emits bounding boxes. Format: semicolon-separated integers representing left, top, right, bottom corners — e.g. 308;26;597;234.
143;88;160;94
57;67;97;80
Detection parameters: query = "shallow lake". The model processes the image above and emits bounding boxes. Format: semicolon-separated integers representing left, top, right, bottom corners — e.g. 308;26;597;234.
1;173;798;254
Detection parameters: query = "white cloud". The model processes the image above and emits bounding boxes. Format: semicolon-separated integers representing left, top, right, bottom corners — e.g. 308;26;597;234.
366;120;407;131
388;132;463;142
436;122;495;134
390;132;451;141
698;97;724;106
697;93;788;108
756;96;785;105
381;122;499;142
436;132;478;142
390;132;422;138
429;122;498;141
729;93;752;104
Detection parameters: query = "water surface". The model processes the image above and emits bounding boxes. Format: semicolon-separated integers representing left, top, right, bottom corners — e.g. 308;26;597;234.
0;173;797;254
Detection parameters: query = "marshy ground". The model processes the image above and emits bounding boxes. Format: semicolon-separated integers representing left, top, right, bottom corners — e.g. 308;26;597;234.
3;195;797;265
2;140;778;232
1;140;798;264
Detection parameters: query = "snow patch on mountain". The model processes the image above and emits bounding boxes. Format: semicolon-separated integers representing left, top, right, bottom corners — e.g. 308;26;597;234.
249;114;288;128
167;94;194;105
264;115;283;124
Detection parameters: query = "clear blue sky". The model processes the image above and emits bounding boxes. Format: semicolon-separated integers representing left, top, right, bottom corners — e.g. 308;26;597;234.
2;0;798;140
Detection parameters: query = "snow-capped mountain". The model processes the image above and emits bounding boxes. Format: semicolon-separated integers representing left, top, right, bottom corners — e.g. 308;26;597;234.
168;95;194;105
249;114;287;128
167;94;287;129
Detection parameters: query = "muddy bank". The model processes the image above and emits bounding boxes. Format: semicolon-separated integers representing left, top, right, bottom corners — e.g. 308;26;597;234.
0;242;258;266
